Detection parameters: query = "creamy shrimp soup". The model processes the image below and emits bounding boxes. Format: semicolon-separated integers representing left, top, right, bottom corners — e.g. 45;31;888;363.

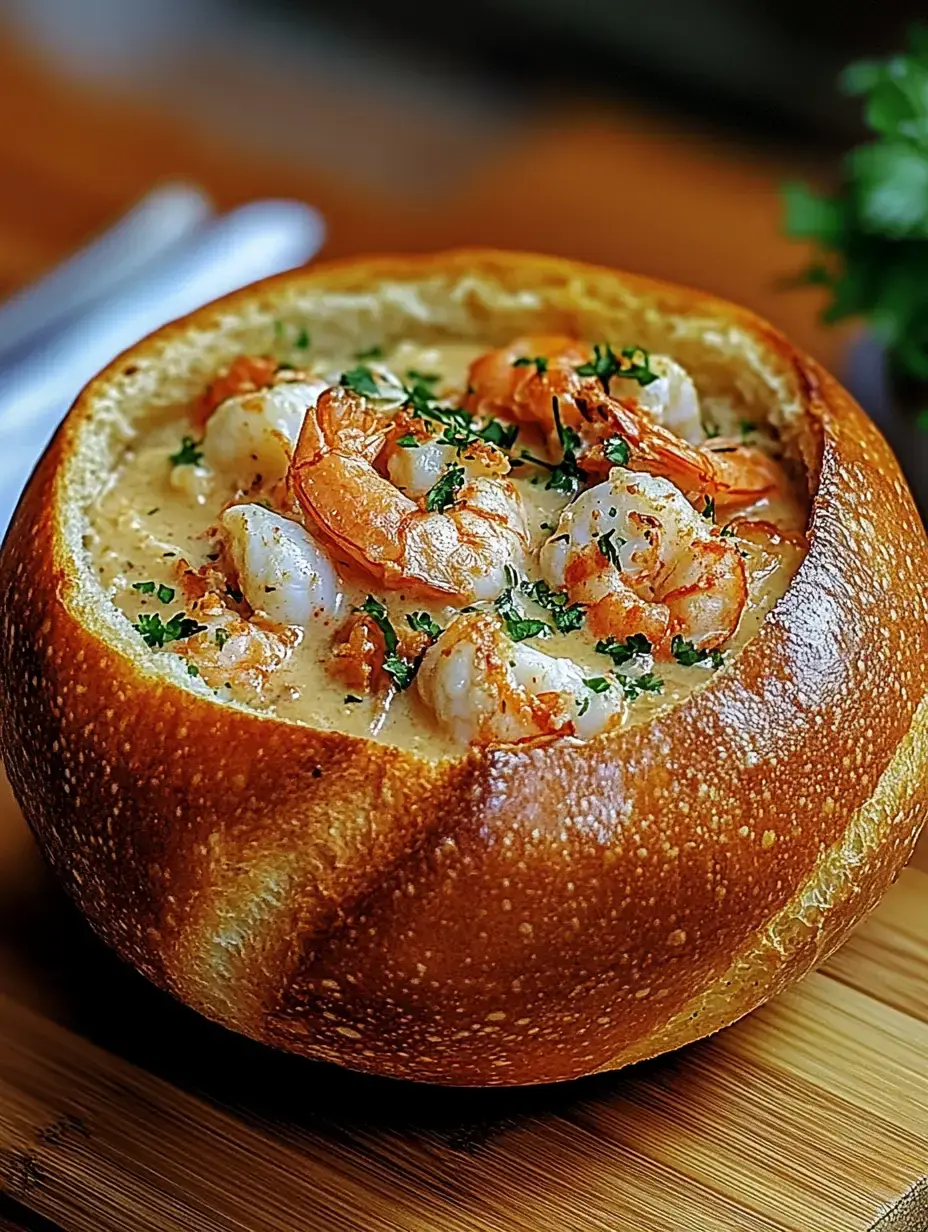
88;334;808;759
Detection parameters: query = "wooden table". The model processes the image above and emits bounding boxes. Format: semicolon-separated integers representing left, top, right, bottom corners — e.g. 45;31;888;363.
2;31;926;1232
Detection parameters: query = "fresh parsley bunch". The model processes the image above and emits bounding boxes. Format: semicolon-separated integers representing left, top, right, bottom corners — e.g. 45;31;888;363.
783;27;928;383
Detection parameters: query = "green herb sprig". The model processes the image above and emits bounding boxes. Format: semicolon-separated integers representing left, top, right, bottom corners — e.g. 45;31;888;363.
783;27;928;382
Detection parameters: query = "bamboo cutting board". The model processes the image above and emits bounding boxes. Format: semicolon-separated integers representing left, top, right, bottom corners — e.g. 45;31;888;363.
0;771;927;1232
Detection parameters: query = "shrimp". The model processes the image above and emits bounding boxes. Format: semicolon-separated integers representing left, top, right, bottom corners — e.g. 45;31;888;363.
416;612;627;745
201;378;329;497
384;415;510;498
168;592;298;693
196;355;280;427
290;386;530;603
219;503;343;627
465;336;787;512
540;470;747;655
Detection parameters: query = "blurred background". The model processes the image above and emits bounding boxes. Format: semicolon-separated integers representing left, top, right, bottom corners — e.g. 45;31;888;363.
0;0;925;378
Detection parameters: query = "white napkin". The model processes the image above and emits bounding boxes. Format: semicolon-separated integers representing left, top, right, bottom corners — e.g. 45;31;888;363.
0;191;325;535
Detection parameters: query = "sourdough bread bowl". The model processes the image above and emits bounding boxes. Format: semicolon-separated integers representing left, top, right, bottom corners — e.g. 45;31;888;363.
2;250;927;1087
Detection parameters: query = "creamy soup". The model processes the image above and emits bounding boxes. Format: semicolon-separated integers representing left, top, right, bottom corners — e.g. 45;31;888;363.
86;335;808;760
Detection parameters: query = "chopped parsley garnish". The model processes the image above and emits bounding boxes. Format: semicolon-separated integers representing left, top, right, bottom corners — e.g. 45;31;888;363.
170;436;203;467
382;655;416;690
671;635;725;669
512;355;549;374
521;396;586;494
596;632;652;666
215;628;230;649
357;595;420;690
402;378;518;454
132;582;176;603
187;664;200;677
739;419;756;440
583;676;612;693
355;345;383;361
133;612;207;649
407;611;443;642
575;343;658;390
702;495;716;522
340;365;380;398
406;369;440;385
720;523;737;537
495;589;551;642
604;435;631;466
597;528;625;568
577;695;590;717
396;434;420;448
359;595;399;653
620;672;664;700
520;578;586;633
477;418;519;449
425;464;465;512
273;320;311;352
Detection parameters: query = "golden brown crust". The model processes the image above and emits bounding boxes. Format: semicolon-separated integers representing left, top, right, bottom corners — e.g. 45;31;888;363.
2;250;928;1085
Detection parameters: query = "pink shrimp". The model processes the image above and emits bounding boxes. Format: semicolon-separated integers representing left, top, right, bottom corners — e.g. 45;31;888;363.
465;335;789;512
289;386;530;603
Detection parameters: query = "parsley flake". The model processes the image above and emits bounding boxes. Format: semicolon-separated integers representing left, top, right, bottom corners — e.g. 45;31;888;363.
620;672;664;700
604;435;631;466
170;436;203;467
407;611;443;642
702;495;716;522
358;595;398;653
583;676;611;693
383;655;416;691
520;578;586;633
671;635;725;669
512;355;549;374
495;589;552;642
396;434;420;448
157;584;175;604
575;343;658;390
357;595;422;690
133;612;207;649
132;581;156;594
596;633;652;666
425;465;465;512
477;418;519;449
340;366;380;398
355;345;383;361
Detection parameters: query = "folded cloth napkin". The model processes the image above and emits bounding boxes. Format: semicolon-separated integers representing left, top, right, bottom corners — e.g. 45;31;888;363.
0;190;325;536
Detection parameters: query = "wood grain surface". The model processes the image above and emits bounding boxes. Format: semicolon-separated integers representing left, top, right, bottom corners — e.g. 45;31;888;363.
1;28;926;1232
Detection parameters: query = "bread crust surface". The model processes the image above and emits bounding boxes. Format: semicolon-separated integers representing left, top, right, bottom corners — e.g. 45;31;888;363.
2;250;927;1085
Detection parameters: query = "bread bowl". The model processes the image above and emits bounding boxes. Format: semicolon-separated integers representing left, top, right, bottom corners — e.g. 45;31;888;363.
2;248;927;1087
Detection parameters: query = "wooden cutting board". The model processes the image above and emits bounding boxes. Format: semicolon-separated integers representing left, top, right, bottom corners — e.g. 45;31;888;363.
1;769;927;1232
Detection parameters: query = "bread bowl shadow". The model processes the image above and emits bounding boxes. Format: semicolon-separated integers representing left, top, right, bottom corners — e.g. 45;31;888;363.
2;250;928;1087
